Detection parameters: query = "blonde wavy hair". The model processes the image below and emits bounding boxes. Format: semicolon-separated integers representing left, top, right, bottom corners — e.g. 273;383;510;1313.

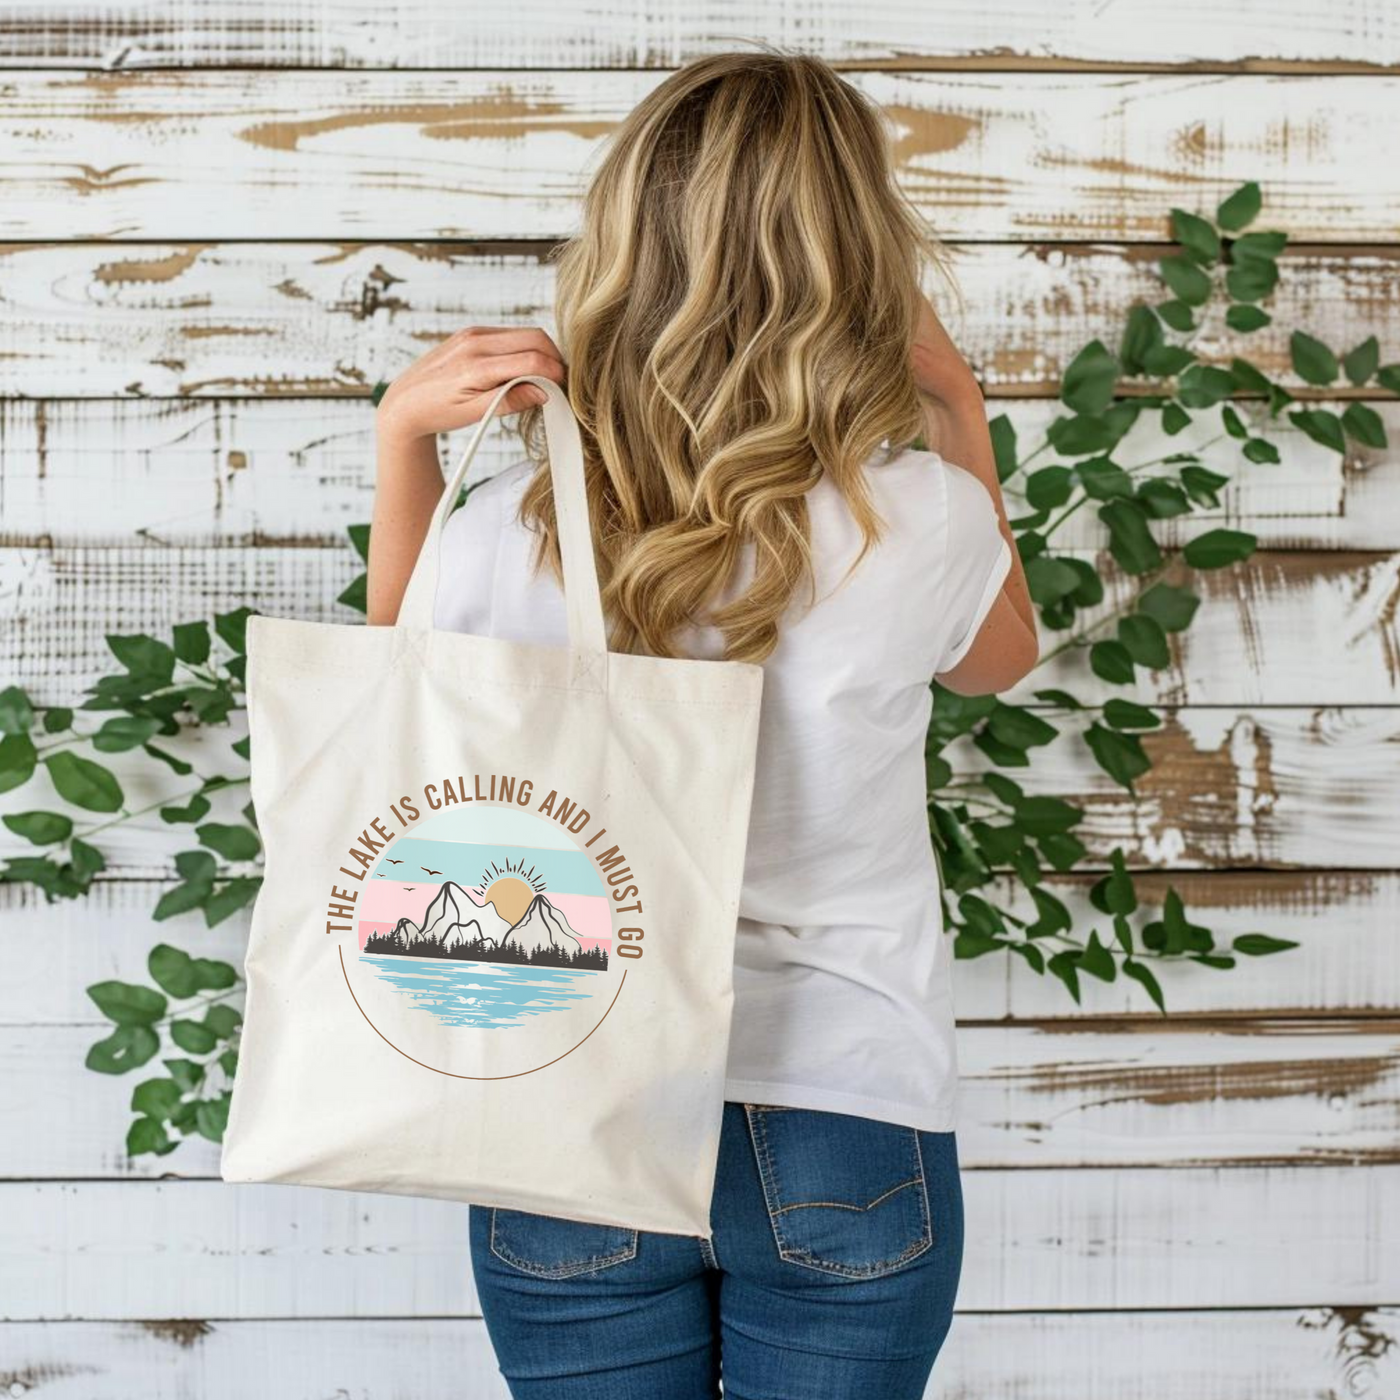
515;49;950;663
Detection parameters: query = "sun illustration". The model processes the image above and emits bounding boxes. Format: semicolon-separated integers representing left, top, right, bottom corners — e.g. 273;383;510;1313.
474;857;547;925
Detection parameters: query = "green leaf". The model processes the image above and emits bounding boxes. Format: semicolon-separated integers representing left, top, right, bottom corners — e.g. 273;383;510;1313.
1157;300;1194;332
153;879;214;922
176;849;218;882
1137;582;1200;632
91;715;163;753
1140;343;1195;377
1032;689;1083;711
1180;464;1231;508
1084;723;1151;792
1242;437;1280;464
204;877;262;927
196;822;261;862
214;607;254;654
1026;886;1072;939
203;1003;243;1039
196;1096;232;1143
1061;339;1119;416
987;703;1058;750
1288;408;1345;453
1157;255;1212;307
1290;331;1338;386
0;686;34;735
164;1058;205;1093
1225;303;1270;332
1103;698;1161;730
1077;458;1134;500
1098;499;1162;574
0;732;38;794
172;620;212;666
1341;402;1387;449
126;1115;175;1157
1089;640;1136;685
988;414;1018;483
1225;258;1278;303
1024;555;1081;606
219;1049;239;1077
1170;208;1220;264
44;752;124;812
106;633;176;683
1377;365;1400;395
1161;402;1191;435
170;1019;218;1054
1176;364;1235;409
160;794;212;825
1079;930;1118;982
347;522;372;563
1122;958;1166;1012
2;810;73;845
1038;831;1088;871
70;839;105;882
87;980;167;1026
1232;933;1301;956
86;1025;160;1075
337;572;368;614
1092;849;1138;916
1025;466;1074;511
1229;358;1272;395
1047;414;1116;457
1342;336;1380;386
1136;478;1190;519
1220;405;1247;439
193;959;239;992
1216;181;1261;231
1118;614;1171;669
1046;950;1082;1004
142;743;195;777
1231;230;1286;261
1182;528;1256;569
42;707;74;734
149;944;201;998
1119;305;1163;375
131;1077;183;1120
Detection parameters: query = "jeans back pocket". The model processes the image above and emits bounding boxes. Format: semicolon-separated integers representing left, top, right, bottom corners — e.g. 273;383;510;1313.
488;1206;639;1280
744;1104;933;1279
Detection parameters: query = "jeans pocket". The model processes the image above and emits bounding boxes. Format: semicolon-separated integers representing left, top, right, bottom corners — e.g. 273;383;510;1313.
488;1206;639;1280
744;1104;933;1279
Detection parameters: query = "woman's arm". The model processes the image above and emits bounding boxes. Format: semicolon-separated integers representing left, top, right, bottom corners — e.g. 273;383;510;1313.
367;327;565;626
911;295;1039;693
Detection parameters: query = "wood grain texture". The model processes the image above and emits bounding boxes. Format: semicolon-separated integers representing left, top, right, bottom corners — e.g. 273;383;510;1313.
2;72;1399;240
6;871;1396;1028
3;1309;1397;1400
4;396;1397;551
5;542;1399;705
6;1018;1397;1179
4;3;1400;70
2;241;1398;399
1;706;1396;872
1;1168;1395;1317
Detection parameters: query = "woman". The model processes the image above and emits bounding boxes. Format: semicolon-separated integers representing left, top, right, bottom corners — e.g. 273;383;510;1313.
368;50;1037;1400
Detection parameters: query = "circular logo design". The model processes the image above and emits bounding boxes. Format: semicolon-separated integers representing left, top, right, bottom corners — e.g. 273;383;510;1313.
339;801;625;1078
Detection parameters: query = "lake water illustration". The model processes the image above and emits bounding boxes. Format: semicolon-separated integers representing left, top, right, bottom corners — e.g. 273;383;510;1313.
358;953;605;1030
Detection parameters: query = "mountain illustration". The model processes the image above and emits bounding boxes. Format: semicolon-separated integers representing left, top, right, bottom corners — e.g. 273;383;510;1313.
364;881;606;971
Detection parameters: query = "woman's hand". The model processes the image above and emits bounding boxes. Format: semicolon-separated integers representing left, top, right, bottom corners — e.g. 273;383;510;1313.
368;326;566;626
376;325;566;441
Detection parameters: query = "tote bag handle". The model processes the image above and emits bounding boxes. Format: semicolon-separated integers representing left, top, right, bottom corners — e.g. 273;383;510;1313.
396;374;609;692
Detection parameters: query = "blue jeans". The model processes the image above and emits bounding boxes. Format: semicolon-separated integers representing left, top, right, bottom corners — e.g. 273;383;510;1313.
468;1100;965;1398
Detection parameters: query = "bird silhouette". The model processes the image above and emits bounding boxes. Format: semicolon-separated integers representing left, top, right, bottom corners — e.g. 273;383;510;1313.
386;858;404;865
422;867;443;876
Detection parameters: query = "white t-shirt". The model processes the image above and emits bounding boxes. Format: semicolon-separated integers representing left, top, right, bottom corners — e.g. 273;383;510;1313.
434;445;1012;1133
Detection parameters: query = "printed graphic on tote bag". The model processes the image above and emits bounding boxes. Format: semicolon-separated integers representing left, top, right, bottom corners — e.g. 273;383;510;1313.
322;775;641;1077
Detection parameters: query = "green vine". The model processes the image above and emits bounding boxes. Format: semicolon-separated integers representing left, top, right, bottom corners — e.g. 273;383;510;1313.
0;182;1393;1160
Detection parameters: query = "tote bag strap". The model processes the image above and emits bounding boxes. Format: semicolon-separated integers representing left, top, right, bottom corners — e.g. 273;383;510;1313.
396;374;609;692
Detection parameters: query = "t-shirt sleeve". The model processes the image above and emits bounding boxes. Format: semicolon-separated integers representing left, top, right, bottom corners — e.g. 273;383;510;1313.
431;464;519;633
935;461;1013;673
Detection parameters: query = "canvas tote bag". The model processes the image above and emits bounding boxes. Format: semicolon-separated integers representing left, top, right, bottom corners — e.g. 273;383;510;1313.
220;374;764;1240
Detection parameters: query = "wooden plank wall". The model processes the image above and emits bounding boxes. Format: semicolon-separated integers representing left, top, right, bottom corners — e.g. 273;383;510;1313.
1;7;1398;1396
